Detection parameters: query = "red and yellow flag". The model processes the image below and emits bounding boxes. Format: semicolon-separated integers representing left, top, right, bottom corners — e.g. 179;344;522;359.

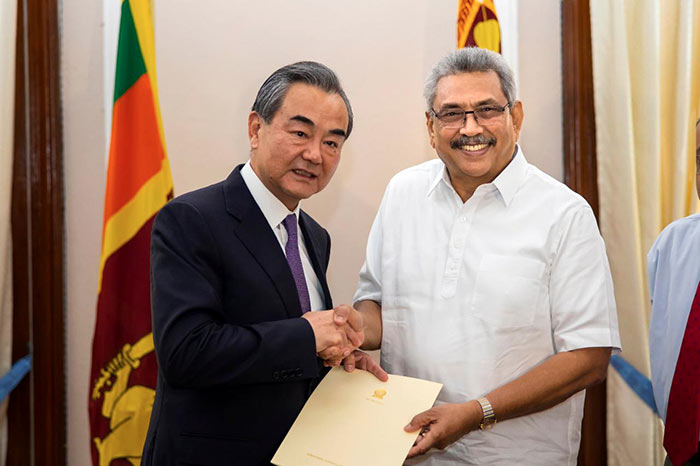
88;0;173;464
457;0;501;52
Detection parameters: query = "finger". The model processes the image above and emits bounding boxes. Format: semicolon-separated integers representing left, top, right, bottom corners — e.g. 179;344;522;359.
406;441;432;458
323;357;342;367
334;331;352;357
318;345;343;360
344;306;364;332
342;352;356;372
325;328;349;354
320;340;351;359
406;430;434;458
356;353;388;381
343;324;363;348
333;305;350;325
404;410;433;432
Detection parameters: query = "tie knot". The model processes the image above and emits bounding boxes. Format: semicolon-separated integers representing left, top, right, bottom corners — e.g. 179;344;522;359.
282;214;298;239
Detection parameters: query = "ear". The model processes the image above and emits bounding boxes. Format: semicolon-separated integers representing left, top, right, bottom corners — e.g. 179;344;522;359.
510;100;524;141
426;112;436;149
248;111;263;150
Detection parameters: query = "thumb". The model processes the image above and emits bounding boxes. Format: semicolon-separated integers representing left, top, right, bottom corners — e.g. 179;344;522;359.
404;409;433;432
333;305;350;324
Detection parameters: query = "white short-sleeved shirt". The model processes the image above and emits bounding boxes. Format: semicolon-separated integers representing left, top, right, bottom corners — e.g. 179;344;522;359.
648;213;700;429
354;147;621;466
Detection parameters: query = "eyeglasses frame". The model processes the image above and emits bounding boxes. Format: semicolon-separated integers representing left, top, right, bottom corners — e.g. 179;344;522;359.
430;102;512;128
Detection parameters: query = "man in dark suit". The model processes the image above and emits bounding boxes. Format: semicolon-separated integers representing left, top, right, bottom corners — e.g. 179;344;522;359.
141;61;386;466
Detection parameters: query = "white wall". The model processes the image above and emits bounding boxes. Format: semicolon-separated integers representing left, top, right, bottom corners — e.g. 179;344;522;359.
62;0;107;464
518;0;564;181
62;1;562;464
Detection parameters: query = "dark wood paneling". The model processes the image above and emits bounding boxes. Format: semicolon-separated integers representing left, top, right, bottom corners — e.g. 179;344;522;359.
562;0;600;218
8;0;66;462
8;0;31;461
561;1;607;466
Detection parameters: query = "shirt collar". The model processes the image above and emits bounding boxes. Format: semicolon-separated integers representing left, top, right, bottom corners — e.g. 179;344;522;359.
426;145;528;206
427;164;449;197
241;161;300;230
492;145;528;206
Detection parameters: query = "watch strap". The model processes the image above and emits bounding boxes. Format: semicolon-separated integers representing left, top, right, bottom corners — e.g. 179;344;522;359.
477;397;496;430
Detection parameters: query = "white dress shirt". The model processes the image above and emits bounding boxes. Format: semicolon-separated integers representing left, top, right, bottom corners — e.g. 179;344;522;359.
241;162;325;311
354;147;621;465
648;213;700;434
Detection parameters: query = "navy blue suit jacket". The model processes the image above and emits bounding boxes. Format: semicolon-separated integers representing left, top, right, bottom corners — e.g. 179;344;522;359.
141;165;332;465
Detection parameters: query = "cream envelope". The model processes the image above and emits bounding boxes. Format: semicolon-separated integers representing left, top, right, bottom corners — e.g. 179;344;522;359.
272;366;443;466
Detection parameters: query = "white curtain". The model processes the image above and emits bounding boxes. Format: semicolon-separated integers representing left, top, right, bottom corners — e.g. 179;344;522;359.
0;0;17;464
590;0;700;465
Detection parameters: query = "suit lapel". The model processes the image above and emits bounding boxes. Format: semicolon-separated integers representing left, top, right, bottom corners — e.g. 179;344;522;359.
299;212;332;309
223;166;303;318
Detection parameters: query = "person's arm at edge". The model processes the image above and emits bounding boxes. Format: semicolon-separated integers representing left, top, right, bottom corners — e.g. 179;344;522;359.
405;346;611;457
356;299;382;350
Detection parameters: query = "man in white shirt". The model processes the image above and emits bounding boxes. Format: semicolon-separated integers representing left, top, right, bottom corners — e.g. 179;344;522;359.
648;118;700;466
345;48;621;465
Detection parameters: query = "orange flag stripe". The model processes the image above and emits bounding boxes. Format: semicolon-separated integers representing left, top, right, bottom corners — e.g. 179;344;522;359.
103;73;166;226
129;0;168;157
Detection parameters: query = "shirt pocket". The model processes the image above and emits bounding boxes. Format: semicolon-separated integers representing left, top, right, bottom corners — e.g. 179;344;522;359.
470;254;546;329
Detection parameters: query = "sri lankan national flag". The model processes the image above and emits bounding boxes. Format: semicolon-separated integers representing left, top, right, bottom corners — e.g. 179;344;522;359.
88;0;173;464
457;0;501;52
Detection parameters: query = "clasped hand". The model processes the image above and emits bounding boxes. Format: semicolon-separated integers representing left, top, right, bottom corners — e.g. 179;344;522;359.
302;304;388;382
302;304;364;361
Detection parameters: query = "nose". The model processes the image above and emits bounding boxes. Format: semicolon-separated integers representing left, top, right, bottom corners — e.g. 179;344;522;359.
302;142;322;164
459;112;483;136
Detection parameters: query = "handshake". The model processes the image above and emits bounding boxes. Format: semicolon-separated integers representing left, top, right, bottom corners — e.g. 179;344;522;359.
302;304;387;381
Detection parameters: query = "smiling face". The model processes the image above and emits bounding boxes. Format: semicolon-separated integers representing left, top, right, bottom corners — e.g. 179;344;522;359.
426;71;523;201
248;83;349;210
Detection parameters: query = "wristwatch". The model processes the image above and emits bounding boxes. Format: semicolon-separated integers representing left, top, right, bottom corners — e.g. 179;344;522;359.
477;397;497;430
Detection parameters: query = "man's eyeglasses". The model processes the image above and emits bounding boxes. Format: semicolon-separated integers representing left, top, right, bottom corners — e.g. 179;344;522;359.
430;103;511;128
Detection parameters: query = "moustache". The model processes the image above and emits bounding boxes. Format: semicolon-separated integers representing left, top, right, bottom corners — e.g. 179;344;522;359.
450;135;496;149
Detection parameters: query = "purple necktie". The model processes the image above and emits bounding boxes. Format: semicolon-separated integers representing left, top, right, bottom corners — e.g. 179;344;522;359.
282;214;311;314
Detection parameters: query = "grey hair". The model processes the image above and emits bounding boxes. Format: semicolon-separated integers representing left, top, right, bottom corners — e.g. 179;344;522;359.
252;61;354;138
424;47;517;111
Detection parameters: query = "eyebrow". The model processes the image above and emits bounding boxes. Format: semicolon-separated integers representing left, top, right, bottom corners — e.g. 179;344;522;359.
438;98;501;110
290;114;347;139
290;115;314;126
330;128;347;138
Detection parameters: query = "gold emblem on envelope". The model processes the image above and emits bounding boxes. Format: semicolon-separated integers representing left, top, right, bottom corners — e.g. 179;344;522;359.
372;388;387;400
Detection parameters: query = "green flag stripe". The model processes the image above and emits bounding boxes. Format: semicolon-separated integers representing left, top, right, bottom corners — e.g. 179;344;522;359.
113;0;147;103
